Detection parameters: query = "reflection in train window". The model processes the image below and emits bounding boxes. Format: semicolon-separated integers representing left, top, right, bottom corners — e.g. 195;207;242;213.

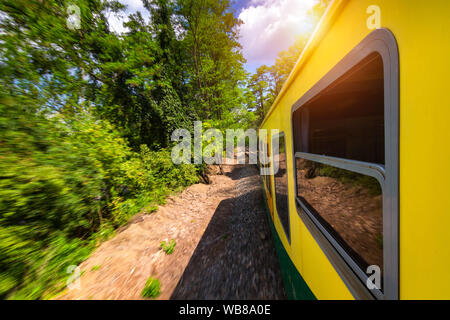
292;50;389;295
296;159;383;272
293;52;385;164
264;142;272;196
273;133;290;240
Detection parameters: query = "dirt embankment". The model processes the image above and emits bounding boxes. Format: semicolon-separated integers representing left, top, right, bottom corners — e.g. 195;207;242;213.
57;164;286;300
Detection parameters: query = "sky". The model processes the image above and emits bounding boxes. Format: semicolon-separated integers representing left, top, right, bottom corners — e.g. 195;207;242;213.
108;0;319;74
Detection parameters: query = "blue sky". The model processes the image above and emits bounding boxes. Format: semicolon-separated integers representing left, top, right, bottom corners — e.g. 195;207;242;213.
108;0;318;74
232;0;252;13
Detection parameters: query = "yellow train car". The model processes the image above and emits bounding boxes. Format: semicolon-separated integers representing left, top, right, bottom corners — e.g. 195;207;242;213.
260;0;450;300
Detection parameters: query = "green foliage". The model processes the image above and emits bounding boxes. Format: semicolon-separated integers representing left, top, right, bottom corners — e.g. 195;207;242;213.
160;239;176;255
111;146;198;226
0;226;93;300
141;277;161;299
0;94;198;299
176;0;247;121
316;165;382;196
91;265;101;272
0;0;198;150
375;234;383;250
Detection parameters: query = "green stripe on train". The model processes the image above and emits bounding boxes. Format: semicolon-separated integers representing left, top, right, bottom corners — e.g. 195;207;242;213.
261;183;316;300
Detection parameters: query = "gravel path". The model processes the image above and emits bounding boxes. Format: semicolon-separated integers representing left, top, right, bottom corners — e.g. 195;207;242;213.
57;164;286;300
171;165;286;299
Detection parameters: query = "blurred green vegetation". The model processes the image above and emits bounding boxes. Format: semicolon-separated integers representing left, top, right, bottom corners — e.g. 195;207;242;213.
0;93;198;299
160;239;176;255
316;164;382;196
141;277;161;299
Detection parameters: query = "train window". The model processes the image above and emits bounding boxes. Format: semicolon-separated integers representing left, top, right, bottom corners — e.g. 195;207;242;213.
296;159;383;272
265;142;272;197
273;133;290;241
291;29;399;300
294;53;384;164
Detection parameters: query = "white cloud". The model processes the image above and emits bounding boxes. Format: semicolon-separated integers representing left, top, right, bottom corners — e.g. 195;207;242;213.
107;12;129;34
239;0;318;68
123;0;146;11
107;0;149;34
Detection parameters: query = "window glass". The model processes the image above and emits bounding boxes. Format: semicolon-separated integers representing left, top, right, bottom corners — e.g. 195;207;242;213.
296;159;383;271
265;142;271;196
273;134;289;238
294;52;385;164
293;51;386;288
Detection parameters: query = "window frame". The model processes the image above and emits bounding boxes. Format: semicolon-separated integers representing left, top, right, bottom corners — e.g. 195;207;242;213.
290;29;399;300
264;141;272;197
272;131;291;243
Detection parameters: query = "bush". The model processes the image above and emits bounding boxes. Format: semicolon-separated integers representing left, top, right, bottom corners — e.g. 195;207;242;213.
141;277;161;299
160;239;176;255
0;95;198;299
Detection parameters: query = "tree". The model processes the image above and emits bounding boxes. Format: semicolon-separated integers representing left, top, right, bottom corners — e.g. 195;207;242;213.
270;35;310;98
248;65;274;124
177;0;247;120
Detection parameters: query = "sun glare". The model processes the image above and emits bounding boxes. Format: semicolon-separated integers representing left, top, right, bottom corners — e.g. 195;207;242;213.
239;0;319;66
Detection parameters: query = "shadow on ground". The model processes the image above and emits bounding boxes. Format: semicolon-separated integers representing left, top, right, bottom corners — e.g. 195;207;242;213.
170;165;286;300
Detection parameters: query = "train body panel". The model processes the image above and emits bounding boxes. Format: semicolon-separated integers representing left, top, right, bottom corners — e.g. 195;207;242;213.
261;0;450;299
